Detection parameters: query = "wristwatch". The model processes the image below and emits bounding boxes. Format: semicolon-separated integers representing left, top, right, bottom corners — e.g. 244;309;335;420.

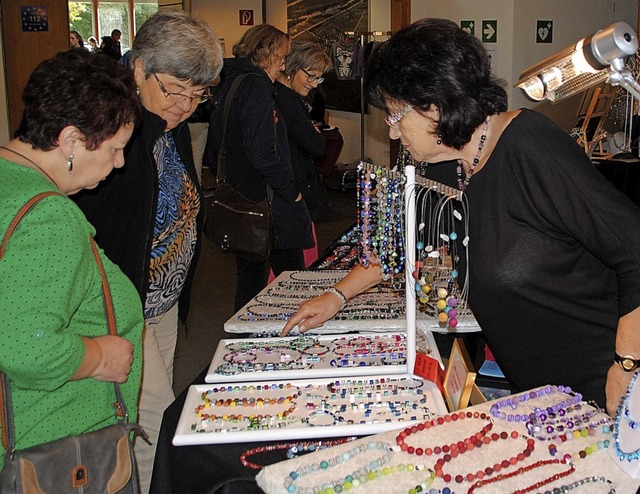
614;353;640;372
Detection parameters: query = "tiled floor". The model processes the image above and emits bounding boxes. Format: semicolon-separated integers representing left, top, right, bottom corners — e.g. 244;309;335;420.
172;170;357;395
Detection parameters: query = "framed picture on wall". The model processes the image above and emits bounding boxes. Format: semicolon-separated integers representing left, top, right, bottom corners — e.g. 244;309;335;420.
286;0;367;114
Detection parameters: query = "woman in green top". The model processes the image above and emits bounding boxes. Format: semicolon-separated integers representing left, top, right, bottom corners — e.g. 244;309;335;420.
0;49;142;468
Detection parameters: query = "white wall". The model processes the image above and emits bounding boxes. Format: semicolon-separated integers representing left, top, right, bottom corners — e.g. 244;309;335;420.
512;0;637;129
188;0;639;166
191;0;264;57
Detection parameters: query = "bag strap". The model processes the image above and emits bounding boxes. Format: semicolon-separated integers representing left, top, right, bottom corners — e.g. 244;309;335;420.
0;191;129;453
216;73;275;204
216;73;250;184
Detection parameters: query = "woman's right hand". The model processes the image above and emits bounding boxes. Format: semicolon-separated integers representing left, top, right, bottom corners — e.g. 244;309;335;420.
72;335;134;383
281;292;343;336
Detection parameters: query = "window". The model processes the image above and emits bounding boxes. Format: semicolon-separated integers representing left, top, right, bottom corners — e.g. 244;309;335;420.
69;0;158;52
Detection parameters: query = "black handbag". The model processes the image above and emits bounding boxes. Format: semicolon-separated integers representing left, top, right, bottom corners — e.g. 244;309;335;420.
203;74;274;263
0;191;146;493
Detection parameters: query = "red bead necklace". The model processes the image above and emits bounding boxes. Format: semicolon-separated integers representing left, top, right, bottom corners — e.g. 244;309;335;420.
395;410;493;456
467;458;575;493
434;430;535;484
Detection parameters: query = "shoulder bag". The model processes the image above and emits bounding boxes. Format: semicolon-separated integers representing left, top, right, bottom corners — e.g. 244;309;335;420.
0;191;147;493
203;74;274;262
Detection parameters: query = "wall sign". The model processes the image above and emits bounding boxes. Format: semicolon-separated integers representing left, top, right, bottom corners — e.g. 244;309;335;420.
239;9;254;26
482;20;497;43
536;20;553;43
21;6;49;32
460;20;475;36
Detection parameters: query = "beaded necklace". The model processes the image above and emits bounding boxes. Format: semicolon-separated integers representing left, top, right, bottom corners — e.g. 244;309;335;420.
240;437;357;469
283;440;393;494
613;370;640;462
466;458;574;494
433;430;535;484
490;385;582;422
456;116;490;191
395;410;493;457
537;475;616;494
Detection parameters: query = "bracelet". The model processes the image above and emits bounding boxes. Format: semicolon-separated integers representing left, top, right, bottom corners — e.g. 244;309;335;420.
325;287;348;309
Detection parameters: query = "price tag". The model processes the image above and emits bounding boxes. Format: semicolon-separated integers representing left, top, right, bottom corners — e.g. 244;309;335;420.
414;352;443;390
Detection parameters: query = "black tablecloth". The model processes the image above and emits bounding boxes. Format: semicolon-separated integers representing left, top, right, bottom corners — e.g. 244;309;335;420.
150;367;278;494
594;156;640;206
148;334;492;494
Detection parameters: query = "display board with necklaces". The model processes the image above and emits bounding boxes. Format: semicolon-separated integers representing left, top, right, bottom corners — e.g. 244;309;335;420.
256;385;640;493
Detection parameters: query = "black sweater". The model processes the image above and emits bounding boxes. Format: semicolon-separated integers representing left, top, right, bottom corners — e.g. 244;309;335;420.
422;109;640;406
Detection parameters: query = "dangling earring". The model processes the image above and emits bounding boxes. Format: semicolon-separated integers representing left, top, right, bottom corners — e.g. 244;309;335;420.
67;154;74;173
437;134;442;145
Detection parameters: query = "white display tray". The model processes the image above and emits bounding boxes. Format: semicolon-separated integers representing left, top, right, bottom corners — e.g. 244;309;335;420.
173;374;447;445
224;270;481;334
205;331;441;383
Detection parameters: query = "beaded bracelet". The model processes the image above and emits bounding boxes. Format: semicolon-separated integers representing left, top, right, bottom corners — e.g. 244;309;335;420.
490;385;582;422
325;286;348;309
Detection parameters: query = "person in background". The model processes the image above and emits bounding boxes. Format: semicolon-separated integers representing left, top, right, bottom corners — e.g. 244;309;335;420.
275;40;332;267
74;11;223;493
69;30;86;50
100;29;122;60
282;18;640;417
88;35;98;51
209;24;314;312
0;49;142;469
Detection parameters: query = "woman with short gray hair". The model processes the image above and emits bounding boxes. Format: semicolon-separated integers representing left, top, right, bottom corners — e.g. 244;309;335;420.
74;10;223;493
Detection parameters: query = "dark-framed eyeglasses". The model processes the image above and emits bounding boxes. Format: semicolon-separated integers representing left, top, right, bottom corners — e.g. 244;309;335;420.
153;73;213;105
301;68;325;84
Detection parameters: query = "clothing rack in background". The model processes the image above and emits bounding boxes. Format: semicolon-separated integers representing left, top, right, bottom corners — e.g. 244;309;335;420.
344;31;393;162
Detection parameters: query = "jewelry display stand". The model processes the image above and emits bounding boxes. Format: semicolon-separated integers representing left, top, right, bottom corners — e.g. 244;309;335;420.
173;375;447;445
205;331;441;383
257;386;639;493
173;163;472;447
224;269;481;335
224;270;408;334
610;371;640;478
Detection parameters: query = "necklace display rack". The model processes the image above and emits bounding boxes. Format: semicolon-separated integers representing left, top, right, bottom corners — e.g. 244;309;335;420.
173;375;447;445
224;270;408;334
174;160;474;446
204;331;441;383
255;386;639;494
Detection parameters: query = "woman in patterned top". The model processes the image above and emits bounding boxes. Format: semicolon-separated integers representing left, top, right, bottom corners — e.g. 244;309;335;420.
0;49;142;469
74;11;224;493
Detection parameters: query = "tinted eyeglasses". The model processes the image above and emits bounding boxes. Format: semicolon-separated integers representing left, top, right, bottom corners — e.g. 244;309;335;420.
301;68;325;84
153;73;212;105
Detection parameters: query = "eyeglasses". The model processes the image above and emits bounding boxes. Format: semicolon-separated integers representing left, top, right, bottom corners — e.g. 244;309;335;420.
301;68;325;84
385;105;413;126
153;73;212;105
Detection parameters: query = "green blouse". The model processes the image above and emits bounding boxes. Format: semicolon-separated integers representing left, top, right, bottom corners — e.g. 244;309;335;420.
0;158;144;467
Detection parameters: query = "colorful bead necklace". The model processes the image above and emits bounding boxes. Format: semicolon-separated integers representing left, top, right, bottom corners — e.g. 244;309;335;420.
466;458;574;494
537;475;616;494
239;437;357;469
456;116;490;191
490;385;582;422
613;370;640;462
283;440;393;494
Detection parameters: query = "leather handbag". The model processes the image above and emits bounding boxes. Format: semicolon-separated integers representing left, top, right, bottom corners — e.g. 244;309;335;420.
0;191;146;493
204;74;274;263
